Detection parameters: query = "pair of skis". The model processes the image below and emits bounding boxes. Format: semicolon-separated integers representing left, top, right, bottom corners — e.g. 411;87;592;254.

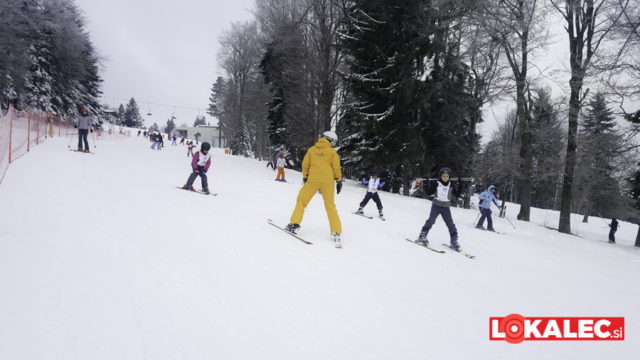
405;238;476;259
267;219;342;248
175;186;218;196
352;212;385;221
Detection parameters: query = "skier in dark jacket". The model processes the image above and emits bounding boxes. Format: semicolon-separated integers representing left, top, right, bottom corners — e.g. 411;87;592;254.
416;167;461;250
356;170;386;219
609;218;618;244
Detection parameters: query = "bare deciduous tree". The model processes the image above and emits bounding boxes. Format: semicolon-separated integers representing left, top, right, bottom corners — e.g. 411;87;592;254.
550;0;627;234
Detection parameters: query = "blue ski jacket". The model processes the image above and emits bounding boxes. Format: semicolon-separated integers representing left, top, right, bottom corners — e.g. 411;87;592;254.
479;185;500;209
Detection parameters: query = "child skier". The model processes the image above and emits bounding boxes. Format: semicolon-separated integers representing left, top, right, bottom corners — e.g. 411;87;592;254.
150;133;160;150
356;171;386;219
476;185;501;231
415;167;461;251
187;141;195;157
182;142;212;194
275;153;286;182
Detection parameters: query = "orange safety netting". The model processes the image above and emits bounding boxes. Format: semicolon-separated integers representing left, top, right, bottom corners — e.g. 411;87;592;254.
0;105;131;185
0;106;48;184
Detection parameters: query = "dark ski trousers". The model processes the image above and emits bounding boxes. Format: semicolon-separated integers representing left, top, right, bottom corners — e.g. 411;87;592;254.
420;204;458;240
77;129;89;150
186;167;208;190
360;192;383;210
477;208;493;229
609;231;616;243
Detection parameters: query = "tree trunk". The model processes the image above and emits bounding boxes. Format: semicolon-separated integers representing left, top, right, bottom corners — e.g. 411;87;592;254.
635;225;640;247
516;80;532;221
559;74;582;234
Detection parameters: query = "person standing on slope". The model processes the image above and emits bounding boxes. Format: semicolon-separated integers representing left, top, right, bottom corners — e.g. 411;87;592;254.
608;218;618;244
415;167;461;251
275;152;287;182
76;107;93;152
285;131;343;247
356;170;385;219
475;185;501;232
182;142;212;194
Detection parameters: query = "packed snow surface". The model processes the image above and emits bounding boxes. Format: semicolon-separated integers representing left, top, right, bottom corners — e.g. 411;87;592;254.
1;136;638;359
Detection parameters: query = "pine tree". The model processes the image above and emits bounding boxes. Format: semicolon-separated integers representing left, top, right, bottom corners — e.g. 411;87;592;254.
574;93;623;218
339;0;434;193
123;98;143;127
165;117;176;134
117;104;125;125
529;89;565;210
193;115;207;127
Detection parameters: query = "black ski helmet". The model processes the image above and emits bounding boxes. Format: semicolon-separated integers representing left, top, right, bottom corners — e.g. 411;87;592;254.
201;142;211;152
439;167;451;176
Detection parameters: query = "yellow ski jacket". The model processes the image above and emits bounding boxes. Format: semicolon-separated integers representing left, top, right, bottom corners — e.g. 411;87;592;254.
301;137;342;184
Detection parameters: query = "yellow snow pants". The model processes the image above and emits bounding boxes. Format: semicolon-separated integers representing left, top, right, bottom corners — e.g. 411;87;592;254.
290;181;342;234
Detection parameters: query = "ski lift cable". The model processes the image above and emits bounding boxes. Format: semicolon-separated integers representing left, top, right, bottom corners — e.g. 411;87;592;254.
101;95;207;112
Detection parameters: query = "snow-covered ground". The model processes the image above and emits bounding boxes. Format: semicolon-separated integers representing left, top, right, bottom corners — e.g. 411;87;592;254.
0;136;638;360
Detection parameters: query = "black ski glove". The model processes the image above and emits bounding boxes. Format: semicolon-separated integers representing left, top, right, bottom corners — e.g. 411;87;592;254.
336;180;342;194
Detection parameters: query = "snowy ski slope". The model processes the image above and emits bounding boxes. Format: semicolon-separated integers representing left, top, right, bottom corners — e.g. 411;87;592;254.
0;136;638;359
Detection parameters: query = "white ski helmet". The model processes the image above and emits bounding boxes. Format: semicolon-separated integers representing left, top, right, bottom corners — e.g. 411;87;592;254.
322;130;338;145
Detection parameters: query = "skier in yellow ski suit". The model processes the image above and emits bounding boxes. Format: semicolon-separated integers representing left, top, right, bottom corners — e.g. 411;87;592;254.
285;131;343;238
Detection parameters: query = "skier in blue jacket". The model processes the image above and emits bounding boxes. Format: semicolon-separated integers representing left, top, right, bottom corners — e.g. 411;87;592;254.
476;185;500;231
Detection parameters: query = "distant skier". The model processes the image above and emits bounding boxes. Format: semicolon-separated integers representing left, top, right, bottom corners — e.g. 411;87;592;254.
356;171;385;219
609;218;618;244
187;140;195;157
172;135;177;146
285;131;343;247
151;133;160;150
182;142;212;194
275;152;287;182
476;185;500;232
76;107;92;152
415;167;461;251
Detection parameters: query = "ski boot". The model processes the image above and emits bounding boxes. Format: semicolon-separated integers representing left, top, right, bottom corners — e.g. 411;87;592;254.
333;232;342;248
182;185;195;191
450;238;461;252
475;225;485;230
416;231;429;246
203;188;210;195
77;147;83;151
355;207;364;215
487;227;495;232
285;223;300;234
378;209;385;220
83;149;89;153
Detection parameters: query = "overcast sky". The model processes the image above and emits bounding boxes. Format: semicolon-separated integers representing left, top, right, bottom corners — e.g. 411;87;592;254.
76;0;256;128
76;0;587;144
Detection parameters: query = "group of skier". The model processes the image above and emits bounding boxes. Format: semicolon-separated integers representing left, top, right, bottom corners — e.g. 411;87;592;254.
273;131;473;250
87;103;613;249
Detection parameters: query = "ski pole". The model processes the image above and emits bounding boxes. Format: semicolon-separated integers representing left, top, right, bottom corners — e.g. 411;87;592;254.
472;212;481;226
67;129;76;148
505;216;516;229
